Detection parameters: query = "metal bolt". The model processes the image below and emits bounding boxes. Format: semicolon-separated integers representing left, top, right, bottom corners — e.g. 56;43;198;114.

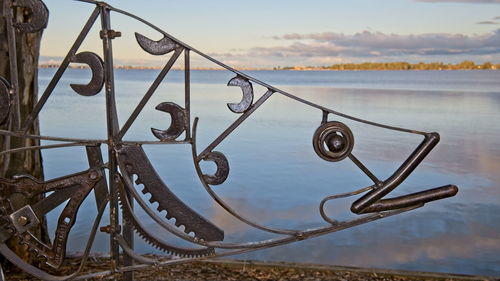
17;216;29;226
89;170;98;180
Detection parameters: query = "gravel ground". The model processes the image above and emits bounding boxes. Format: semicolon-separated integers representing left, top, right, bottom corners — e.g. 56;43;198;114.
4;257;497;281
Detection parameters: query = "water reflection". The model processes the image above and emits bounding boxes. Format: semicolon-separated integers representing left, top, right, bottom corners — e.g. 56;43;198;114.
38;69;500;276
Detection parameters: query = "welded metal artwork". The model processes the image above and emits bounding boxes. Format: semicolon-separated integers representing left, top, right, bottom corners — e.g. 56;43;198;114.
0;0;459;280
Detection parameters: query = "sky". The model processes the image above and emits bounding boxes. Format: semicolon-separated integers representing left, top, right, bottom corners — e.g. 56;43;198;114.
39;0;500;68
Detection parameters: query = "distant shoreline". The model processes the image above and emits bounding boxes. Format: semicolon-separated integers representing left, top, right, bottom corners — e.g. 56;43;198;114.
39;60;499;71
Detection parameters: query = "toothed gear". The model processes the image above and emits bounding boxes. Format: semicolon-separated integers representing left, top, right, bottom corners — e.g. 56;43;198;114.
117;145;224;242
116;176;215;258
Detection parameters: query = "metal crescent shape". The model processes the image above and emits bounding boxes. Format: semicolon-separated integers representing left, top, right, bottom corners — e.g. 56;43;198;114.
201;151;229;185
69;52;105;96
0;77;11;125
151;102;187;141
12;0;49;33
135;32;178;55
227;76;254;113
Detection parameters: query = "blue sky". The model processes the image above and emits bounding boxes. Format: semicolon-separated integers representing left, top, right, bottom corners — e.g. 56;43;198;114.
40;0;500;68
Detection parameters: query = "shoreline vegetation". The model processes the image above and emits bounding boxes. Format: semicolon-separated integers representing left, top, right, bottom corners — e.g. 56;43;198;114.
39;60;500;71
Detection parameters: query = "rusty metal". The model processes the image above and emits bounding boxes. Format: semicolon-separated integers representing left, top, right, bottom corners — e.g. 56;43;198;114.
151;102;187;141
0;0;459;280
11;0;49;32
200;151;230;186
0;77;10;125
135;32;178;55
69;52;105;96
117;144;224;241
227;75;254;113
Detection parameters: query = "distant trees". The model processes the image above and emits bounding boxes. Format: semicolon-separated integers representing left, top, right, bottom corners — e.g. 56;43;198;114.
279;60;499;71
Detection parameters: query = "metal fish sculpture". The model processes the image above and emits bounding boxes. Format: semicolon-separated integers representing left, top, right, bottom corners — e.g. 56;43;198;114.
0;0;458;279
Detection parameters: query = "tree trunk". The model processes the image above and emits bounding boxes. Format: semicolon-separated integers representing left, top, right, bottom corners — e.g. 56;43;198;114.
0;0;46;267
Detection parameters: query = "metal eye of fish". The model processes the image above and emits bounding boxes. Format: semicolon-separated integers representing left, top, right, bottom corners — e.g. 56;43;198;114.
313;121;354;162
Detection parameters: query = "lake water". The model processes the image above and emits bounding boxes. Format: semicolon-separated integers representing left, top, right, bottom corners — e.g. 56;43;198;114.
38;68;500;276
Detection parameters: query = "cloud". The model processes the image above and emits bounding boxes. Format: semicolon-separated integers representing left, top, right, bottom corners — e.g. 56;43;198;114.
208;29;500;68
477;21;499;24
416;0;500;3
255;29;500;59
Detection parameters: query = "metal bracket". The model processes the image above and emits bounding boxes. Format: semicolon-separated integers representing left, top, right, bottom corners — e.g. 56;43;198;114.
100;29;121;39
9;205;40;234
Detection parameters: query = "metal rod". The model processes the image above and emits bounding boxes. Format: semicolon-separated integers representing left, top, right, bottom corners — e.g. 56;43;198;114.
0;142;99;156
184;49;191;140
116;47;183;140
121;140;191;145
4;0;20;130
99;4;120;270
198;90;274;159
0;129;107;143
319;186;375;225
359;185;458;213
22;7;101;133
351;133;440;214
348;154;381;185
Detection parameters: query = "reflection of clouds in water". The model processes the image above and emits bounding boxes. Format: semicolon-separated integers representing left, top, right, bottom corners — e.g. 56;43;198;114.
245;203;500;275
209;196;319;235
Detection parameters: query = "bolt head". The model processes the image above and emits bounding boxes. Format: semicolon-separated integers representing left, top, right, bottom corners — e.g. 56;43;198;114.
17;216;29;226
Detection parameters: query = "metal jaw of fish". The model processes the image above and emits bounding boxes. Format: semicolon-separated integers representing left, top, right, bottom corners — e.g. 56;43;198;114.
0;0;458;280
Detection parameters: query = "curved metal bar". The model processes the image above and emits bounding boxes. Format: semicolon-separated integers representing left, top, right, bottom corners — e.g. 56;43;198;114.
319;186;375;225
0;142;100;156
115;153;216;245
191;117;301;236
0;195;108;281
351;132;440;214
107;5;426;136
115;235;160;265
0;129;107;143
72;204;422;280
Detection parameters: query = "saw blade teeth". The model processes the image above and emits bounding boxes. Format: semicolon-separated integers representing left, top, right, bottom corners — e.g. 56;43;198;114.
165;212;173;220
135;178;143;185
141;187;148;194
149;197;155;203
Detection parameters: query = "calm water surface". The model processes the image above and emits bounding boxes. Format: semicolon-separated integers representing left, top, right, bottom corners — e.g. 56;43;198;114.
38;69;500;276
